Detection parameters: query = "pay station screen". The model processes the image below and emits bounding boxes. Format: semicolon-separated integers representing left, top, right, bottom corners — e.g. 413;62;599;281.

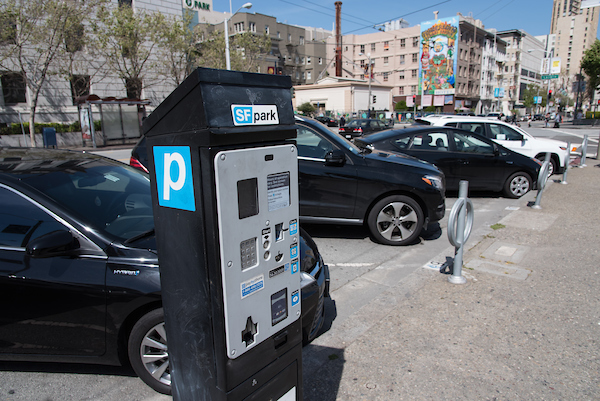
214;145;300;359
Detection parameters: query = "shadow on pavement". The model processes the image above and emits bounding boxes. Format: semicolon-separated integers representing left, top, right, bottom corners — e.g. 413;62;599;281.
302;343;345;401
0;360;136;377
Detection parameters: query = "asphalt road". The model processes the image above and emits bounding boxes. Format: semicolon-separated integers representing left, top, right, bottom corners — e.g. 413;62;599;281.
0;126;595;400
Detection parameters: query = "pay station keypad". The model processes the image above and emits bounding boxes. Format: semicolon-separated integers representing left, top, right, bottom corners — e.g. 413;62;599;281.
240;237;258;270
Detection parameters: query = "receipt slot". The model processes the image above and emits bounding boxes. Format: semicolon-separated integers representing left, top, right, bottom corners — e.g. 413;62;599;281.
143;68;302;401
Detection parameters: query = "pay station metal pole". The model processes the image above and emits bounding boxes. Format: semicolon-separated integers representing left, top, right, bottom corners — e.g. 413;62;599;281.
531;153;550;209
447;180;474;284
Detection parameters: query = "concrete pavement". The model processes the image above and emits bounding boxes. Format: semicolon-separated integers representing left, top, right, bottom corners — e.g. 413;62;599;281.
303;160;600;400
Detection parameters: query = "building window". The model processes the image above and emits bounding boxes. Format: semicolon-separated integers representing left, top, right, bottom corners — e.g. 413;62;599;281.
398;86;404;95
411;85;417;94
400;54;405;64
384;41;389;50
400;38;405;48
383;72;389;82
234;22;245;32
307;57;311;64
412;37;419;47
249;22;256;33
371;43;376;51
288;33;292;42
1;72;26;104
307;71;312;80
277;31;281;39
411;69;417;78
318;57;323;64
301;57;305;64
412;53;418;62
384;57;389;66
360;44;365;53
70;75;90;105
300;36;304;45
399;71;405;79
265;25;269;34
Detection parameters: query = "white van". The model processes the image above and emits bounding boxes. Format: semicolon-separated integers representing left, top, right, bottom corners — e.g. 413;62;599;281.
415;115;569;175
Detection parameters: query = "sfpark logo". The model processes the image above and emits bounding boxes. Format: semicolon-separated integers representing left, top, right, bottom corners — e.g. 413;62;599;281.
231;105;280;126
153;146;196;212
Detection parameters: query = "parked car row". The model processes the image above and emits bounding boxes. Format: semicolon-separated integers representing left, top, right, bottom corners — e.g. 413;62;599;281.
414;115;569;176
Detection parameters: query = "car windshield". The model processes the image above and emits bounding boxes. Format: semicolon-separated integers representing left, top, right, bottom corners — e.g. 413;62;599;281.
22;159;154;242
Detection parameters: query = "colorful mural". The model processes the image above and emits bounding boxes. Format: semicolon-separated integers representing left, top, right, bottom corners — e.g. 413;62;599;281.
419;17;459;96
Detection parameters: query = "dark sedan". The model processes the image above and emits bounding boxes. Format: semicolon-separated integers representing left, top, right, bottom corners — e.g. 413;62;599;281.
315;115;338;127
0;148;329;395
338;118;388;138
356;127;541;198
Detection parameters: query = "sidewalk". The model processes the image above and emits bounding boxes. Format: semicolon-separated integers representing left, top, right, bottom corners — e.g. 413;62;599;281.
304;162;600;400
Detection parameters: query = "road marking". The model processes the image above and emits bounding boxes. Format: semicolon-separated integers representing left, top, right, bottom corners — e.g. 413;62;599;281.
552;129;599;143
328;262;374;267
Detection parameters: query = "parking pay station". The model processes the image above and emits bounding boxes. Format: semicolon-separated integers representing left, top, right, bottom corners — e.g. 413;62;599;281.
143;68;302;400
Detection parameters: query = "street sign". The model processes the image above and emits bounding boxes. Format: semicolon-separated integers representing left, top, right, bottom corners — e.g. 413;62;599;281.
541;74;559;80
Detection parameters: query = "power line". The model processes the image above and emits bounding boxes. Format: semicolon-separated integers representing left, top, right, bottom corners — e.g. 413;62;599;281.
341;0;453;35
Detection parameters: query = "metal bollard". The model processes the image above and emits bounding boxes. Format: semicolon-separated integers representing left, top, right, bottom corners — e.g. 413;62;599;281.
560;141;570;185
531;152;550;209
447;180;474;285
578;134;588;167
596;132;600;160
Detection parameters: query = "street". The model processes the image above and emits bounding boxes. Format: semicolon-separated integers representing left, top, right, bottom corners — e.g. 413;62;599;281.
0;125;596;400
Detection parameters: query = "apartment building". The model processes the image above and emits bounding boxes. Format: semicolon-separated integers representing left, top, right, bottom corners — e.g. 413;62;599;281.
550;0;599;85
496;30;546;114
210;13;331;86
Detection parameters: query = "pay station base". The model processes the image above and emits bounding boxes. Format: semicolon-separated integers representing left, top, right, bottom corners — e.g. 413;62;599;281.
226;320;302;401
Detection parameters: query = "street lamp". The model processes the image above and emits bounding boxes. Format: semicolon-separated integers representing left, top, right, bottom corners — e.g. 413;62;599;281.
224;2;252;70
359;52;372;117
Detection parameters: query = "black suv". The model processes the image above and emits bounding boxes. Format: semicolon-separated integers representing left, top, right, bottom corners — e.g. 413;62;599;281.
132;118;446;246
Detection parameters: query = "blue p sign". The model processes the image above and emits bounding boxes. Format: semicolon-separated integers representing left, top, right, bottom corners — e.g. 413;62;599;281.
153;146;195;211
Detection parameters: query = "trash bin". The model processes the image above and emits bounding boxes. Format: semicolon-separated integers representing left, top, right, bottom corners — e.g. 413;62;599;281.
42;128;57;148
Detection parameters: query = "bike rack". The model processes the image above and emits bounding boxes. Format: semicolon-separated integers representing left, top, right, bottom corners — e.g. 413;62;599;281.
559;142;570;185
530;152;550;209
447;180;474;285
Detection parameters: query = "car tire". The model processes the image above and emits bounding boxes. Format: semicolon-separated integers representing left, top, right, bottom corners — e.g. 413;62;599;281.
538;154;557;176
503;172;532;198
128;308;171;395
367;195;424;246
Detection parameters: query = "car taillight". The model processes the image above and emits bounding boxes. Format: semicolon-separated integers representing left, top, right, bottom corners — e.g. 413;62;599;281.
130;156;149;173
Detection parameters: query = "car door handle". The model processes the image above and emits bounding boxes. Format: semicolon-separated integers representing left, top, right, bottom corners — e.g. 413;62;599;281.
457;159;469;165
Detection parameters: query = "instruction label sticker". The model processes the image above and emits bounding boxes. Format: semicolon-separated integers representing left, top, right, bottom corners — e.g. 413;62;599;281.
241;274;264;299
267;172;290;211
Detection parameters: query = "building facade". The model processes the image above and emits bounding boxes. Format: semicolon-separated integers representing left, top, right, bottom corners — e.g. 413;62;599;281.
550;0;599;97
496;30;546;114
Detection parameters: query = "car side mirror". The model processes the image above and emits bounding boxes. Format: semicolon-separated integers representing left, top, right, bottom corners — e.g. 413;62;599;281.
325;149;346;166
26;230;80;258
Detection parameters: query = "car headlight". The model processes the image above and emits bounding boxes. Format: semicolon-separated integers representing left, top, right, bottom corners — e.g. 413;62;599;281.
422;174;444;190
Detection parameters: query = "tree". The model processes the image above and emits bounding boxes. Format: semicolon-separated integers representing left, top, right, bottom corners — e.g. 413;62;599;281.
195;26;271;72
93;4;163;99
394;100;407;111
153;10;200;87
0;0;96;146
297;102;315;115
581;39;600;103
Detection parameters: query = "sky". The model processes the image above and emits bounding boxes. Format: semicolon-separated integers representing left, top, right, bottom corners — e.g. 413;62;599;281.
213;0;600;39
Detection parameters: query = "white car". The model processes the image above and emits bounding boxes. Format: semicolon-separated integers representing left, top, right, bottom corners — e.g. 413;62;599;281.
415;115;569;175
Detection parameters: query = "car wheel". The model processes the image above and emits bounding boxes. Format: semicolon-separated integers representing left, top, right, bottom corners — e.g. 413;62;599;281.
504;172;532;198
538;154;557;176
128;308;171;395
367;195;424;246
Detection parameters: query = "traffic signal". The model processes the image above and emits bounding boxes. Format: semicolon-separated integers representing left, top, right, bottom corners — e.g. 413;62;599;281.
412;94;416;102
548;89;552;99
373;95;376;104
